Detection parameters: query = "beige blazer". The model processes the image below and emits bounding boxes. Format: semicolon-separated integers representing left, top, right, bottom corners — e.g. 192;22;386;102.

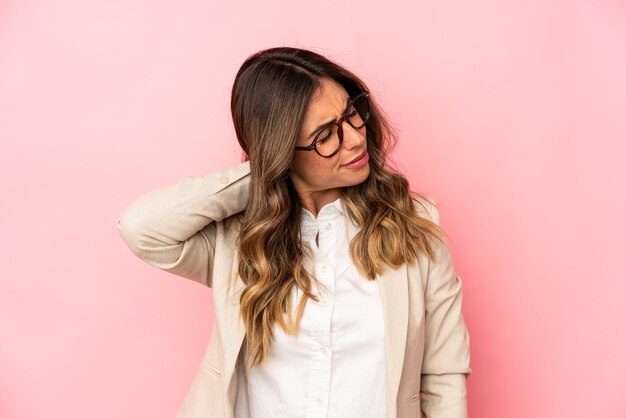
117;160;472;418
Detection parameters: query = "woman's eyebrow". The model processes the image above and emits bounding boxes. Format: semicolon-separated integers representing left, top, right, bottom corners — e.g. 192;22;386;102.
307;120;335;140
307;95;352;140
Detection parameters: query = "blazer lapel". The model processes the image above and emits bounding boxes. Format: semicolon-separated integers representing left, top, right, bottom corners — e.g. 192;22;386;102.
377;262;409;417
222;251;247;396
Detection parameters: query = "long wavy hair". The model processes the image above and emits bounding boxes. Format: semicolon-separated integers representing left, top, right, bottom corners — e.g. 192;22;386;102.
230;46;447;372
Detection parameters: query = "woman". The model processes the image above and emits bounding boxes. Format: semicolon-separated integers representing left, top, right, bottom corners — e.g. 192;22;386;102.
117;46;472;418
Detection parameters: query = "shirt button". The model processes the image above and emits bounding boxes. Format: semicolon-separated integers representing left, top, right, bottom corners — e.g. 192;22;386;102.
219;176;229;184
321;265;327;272
319;346;327;353
325;223;332;230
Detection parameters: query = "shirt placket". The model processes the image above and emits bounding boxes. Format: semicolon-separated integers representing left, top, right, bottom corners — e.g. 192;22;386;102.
306;211;337;418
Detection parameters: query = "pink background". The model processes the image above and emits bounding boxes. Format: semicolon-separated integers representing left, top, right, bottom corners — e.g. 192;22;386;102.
1;0;625;417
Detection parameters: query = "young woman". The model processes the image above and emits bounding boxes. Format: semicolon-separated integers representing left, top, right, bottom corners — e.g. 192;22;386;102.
117;46;472;418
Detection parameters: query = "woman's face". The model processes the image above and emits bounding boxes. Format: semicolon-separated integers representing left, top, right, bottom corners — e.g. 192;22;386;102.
289;78;370;203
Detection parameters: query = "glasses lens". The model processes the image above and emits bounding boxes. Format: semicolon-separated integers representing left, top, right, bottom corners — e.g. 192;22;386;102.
314;125;341;157
347;93;370;129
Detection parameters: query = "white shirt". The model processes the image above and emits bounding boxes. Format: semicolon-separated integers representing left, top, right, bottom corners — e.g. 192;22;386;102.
234;197;387;418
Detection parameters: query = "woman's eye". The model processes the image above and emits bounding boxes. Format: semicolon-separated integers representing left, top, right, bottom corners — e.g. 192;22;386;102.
316;127;333;143
317;134;330;144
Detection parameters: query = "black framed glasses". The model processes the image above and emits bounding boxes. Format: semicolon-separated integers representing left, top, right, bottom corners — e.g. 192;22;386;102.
295;90;370;158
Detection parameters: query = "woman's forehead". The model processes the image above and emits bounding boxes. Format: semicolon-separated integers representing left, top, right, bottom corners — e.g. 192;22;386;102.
306;81;350;121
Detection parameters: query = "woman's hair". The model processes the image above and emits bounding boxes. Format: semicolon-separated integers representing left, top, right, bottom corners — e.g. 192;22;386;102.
230;46;447;372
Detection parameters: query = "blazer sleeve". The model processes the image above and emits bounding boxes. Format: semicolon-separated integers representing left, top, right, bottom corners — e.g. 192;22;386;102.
420;197;473;418
116;160;251;287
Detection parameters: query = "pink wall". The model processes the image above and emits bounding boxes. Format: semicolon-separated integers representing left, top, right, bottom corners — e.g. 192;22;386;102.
1;0;625;417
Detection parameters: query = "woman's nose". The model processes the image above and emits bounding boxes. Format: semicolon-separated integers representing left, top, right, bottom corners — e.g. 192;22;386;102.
341;122;366;150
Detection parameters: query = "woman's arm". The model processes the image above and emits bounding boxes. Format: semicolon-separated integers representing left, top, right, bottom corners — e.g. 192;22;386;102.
420;200;473;417
116;160;251;287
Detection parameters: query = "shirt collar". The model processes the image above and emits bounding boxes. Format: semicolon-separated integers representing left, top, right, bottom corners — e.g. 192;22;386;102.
300;197;344;242
301;196;343;218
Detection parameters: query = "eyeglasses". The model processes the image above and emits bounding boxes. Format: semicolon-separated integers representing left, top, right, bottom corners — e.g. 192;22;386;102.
294;91;370;158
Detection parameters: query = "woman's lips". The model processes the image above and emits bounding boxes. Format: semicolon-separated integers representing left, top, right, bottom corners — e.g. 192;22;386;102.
343;149;369;168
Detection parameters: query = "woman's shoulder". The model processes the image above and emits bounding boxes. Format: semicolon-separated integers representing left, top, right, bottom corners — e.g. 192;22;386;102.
410;193;440;226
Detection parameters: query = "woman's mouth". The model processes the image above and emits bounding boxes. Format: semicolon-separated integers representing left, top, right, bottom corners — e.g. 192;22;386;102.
342;149;369;168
